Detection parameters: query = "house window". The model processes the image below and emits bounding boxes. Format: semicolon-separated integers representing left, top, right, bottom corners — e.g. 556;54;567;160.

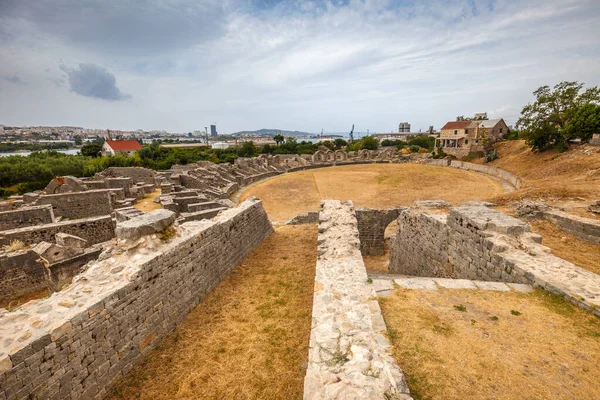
499;128;503;133
465;140;469;144
465;129;468;134
454;130;458;135
475;139;479;143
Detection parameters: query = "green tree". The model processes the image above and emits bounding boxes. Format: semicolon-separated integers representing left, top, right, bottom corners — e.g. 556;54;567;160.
408;135;435;151
563;103;600;142
273;134;285;145
73;135;83;145
237;141;258;158
333;138;347;149
517;81;600;151
81;143;102;157
360;136;379;150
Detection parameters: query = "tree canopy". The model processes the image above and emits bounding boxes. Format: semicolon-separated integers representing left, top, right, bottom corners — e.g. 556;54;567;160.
517;81;600;151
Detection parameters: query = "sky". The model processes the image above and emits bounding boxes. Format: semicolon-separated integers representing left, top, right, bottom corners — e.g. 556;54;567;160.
0;0;599;134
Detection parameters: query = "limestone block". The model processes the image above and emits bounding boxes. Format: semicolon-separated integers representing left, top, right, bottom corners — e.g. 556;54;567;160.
32;242;83;264
55;233;88;249
115;209;176;239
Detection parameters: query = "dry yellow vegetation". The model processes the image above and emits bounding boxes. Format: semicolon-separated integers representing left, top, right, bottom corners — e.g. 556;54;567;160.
380;288;600;400
133;189;162;213
110;224;317;400
239;164;503;222
485;140;600;204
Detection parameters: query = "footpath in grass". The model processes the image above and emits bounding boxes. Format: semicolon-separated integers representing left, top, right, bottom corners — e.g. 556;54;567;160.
379;288;600;400
110;224;317;400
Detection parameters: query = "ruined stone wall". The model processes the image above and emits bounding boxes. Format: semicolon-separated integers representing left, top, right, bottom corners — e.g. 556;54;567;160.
0;250;46;303
0;216;115;246
356;207;405;256
97;167;156;185
449;160;522;189
389;205;600;317
543;210;600;245
0;205;55;231
0;198;272;400
34;190;113;219
304;200;412;399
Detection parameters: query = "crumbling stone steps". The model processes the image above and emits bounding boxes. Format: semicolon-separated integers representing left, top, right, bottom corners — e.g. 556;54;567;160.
178;207;228;223
369;275;533;297
114;206;145;222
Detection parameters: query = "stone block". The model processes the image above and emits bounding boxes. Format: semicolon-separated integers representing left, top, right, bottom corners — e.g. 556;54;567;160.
115;209;176;239
55;233;88;249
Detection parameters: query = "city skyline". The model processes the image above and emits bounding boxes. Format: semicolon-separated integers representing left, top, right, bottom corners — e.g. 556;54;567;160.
0;0;599;133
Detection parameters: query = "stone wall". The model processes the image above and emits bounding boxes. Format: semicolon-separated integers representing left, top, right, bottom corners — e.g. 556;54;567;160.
304;200;412;399
34;190;113;219
389;205;600;317
0;198;272;400
543;210;600;245
96;167;156;185
449;160;522;189
356;207;405;256
0;216;115;246
0;250;46;303
0;205;55;231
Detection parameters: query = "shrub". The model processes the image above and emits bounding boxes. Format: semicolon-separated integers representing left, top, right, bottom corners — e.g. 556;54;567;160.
409;145;421;153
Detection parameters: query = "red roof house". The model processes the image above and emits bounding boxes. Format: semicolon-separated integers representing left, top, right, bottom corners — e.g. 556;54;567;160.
102;140;142;156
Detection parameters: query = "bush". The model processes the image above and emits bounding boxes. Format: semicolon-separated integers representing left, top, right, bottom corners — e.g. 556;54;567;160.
408;135;435;151
360;136;379;150
409;145;421;153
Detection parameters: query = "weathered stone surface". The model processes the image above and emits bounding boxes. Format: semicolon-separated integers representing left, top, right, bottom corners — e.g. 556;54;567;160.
394;277;438;290
55;233;87;249
115;209;176;239
414;200;451;208
434;278;477;289
32;242;83;264
473;281;510;291
589;200;600;214
304;200;412;400
516;201;549;218
0;199;272;400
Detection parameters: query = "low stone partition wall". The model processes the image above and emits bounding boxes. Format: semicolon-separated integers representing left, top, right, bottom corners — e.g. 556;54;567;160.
0;198;272;400
96;167;156;185
389;205;600;317
34;190;113;219
356;207;406;256
449;160;521;189
0;250;46;303
0;216;115;246
543;209;600;245
0;205;55;231
304;200;412;399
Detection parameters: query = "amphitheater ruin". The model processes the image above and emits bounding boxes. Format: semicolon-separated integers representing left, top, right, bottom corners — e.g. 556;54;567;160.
0;146;599;399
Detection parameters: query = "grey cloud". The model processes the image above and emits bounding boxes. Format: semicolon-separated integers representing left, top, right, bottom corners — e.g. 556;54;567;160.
60;63;131;101
2;75;24;84
0;0;226;56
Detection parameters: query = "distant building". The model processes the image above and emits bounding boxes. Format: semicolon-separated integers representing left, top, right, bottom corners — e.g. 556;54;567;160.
474;112;488;120
211;142;230;149
102;140;142;156
398;122;411;133
210;125;217;137
436;118;509;158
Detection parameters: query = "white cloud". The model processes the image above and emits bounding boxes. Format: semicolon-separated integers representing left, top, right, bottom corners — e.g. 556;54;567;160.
0;0;599;132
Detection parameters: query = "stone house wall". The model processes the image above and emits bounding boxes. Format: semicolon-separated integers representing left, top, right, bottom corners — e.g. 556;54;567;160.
0;250;46;303
0;198;272;400
0;205;55;231
0;216;115;246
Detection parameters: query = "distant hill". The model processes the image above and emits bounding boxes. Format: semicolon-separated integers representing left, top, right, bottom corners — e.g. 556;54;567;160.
230;129;313;137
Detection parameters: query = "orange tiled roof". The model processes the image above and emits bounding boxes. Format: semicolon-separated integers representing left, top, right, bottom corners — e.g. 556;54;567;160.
105;140;142;151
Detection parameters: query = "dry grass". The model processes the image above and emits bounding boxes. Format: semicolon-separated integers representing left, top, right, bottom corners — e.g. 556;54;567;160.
110;224;317;400
239;164;503;222
134;189;162;213
380;288;600;400
486;140;600;205
2;239;26;252
529;219;600;275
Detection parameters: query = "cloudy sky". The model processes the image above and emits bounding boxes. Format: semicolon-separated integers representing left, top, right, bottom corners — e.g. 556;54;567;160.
0;0;599;134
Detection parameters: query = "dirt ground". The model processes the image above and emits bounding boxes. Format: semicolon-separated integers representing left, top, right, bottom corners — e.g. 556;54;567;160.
133;189;162;212
529;219;600;275
379;288;600;400
239;164;503;222
110;224;317;400
0;288;50;310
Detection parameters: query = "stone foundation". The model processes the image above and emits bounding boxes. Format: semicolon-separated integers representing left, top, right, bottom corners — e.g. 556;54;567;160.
304;200;412;399
0;198;272;400
389;205;600;317
0;205;55;231
356;207;406;256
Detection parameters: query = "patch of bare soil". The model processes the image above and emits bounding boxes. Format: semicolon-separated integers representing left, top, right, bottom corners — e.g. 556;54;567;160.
0;288;51;310
133;189;162;212
530;219;600;275
110;224;317;400
379;289;600;400
240;164;503;222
